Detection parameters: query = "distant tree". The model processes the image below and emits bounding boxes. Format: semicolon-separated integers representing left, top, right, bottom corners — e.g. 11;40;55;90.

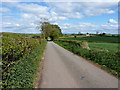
78;32;81;35
96;31;99;35
41;21;51;39
51;24;62;36
102;33;106;36
78;32;83;35
74;35;77;38
86;33;89;34
39;20;62;40
49;25;62;40
99;33;106;36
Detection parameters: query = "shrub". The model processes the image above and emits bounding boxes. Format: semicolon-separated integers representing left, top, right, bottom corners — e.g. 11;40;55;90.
56;39;89;49
4;39;46;88
2;35;47;88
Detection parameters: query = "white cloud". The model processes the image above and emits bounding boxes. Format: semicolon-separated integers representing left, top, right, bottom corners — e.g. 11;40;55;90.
2;0;119;2
52;22;58;25
2;19;40;33
84;8;116;16
0;7;11;15
44;0;119;2
47;2;85;19
58;16;68;20
69;12;83;19
76;2;117;16
1;0;43;2
21;13;32;18
60;22;118;34
107;10;115;14
1;2;118;34
2;15;118;34
15;24;20;26
3;2;117;19
108;19;117;24
47;2;117;18
7;2;49;14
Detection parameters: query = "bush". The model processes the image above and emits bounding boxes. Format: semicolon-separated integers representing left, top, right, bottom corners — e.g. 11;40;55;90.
56;39;89;49
2;35;47;88
4;39;46;88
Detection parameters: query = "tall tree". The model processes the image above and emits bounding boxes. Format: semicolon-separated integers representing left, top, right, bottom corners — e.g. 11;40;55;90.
41;22;51;39
40;21;62;40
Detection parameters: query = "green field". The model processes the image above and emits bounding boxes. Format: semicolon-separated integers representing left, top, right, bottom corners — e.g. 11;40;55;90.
89;42;119;51
61;36;119;52
62;36;119;43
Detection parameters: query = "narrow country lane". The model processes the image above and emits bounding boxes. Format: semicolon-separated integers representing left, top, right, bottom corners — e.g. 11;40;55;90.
40;42;118;88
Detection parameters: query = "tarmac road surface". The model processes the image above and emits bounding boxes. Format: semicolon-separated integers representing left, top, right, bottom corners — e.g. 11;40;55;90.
40;42;118;88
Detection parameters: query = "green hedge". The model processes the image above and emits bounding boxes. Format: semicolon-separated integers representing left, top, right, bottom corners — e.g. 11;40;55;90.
56;39;89;49
2;36;47;88
6;39;46;88
2;37;41;66
54;40;120;77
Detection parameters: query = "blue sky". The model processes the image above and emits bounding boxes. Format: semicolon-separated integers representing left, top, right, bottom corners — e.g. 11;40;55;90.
0;0;119;34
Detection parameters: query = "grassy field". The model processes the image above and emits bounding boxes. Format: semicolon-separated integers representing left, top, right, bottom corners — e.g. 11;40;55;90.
89;42;119;51
62;36;119;43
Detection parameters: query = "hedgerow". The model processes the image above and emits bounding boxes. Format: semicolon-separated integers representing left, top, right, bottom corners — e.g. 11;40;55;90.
6;39;46;88
2;35;47;88
56;39;89;49
54;39;120;77
61;36;119;43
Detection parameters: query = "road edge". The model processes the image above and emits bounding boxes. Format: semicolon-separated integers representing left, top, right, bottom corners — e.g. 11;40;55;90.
34;42;47;88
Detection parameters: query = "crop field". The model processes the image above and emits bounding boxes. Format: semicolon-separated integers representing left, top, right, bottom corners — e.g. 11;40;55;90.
89;42;119;51
2;32;47;88
62;36;119;43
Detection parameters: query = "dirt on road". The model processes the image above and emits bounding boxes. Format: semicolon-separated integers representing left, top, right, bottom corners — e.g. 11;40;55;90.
40;42;118;88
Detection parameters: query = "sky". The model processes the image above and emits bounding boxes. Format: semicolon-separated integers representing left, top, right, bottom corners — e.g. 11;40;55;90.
0;0;119;34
